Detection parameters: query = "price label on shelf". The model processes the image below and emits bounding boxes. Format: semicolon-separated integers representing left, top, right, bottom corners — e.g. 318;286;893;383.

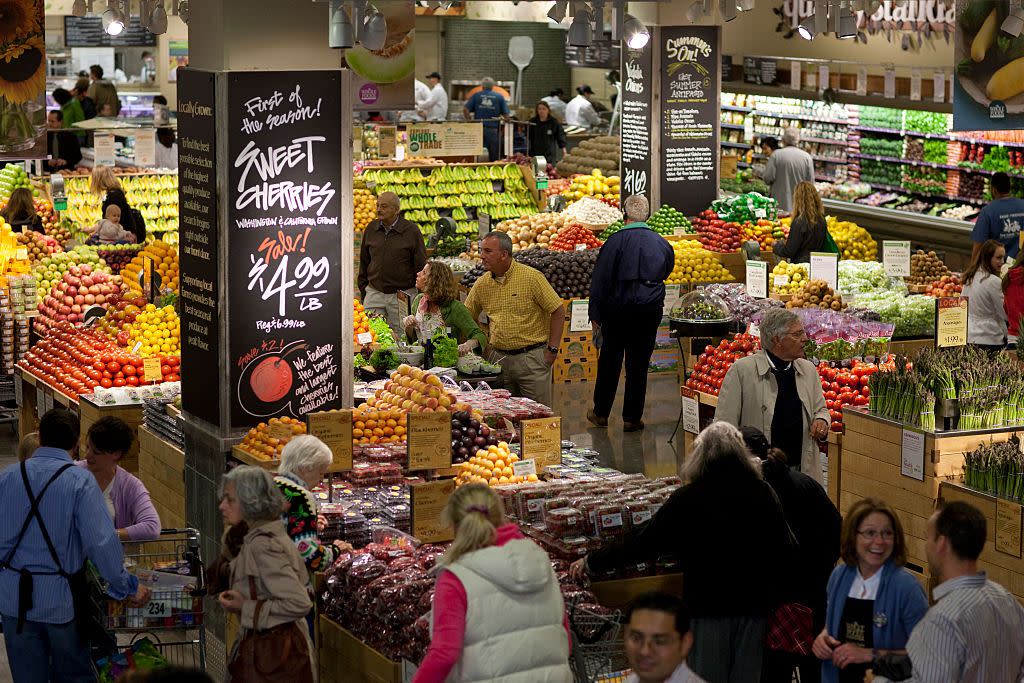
569;299;590;333
747;322;761;338
356;332;372;345
142;357;163;383
407;411;453;471
411;479;456;544
809;252;839;291
900;428;925;480
15;247;27;261
856;66;868;96
910;69;922;101
883;240;911;278
680;387;699;434
884;69;896;99
574;244;586;251
933;72;945;103
790;61;801;90
512;459;537;478
307;409;353;471
773;274;789;289
818;65;829;93
746;260;768;299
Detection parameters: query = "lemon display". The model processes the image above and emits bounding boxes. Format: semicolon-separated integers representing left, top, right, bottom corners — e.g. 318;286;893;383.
770;261;808;295
826;217;878;262
562;169;620;205
127;304;181;357
665;239;734;285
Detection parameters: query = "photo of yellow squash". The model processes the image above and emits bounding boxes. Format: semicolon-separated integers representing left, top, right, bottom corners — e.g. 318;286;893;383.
987;57;1024;100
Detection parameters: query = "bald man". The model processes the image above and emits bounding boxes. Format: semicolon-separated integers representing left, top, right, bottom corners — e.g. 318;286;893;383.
358;192;427;335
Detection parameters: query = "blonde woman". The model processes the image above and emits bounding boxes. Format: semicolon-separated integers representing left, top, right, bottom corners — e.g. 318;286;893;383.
90;165;142;241
774;181;828;263
411;483;572;683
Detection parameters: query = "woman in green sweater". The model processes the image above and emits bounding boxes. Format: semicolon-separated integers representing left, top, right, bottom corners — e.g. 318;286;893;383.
402;260;487;354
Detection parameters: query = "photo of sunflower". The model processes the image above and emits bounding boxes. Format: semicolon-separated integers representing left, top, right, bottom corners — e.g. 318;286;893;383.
0;0;44;156
0;0;40;44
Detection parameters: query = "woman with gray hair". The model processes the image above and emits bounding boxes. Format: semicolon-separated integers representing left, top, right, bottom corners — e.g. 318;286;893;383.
275;435;351;576
218;466;314;682
570;420;794;682
715;307;830;484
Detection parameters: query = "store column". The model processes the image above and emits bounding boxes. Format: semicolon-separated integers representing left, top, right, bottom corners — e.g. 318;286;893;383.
178;0;355;642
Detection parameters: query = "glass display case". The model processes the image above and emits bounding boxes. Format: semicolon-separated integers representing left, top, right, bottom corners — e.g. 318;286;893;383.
670;289;731;323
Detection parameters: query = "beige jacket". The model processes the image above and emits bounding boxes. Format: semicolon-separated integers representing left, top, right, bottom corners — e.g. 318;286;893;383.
229;519;313;631
714;350;830;484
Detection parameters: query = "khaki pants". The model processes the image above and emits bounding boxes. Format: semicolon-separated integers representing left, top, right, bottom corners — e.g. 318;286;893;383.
488;346;552;407
363;285;415;339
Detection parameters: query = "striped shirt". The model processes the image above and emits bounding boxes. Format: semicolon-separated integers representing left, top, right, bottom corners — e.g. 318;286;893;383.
0;447;138;624
904;572;1024;683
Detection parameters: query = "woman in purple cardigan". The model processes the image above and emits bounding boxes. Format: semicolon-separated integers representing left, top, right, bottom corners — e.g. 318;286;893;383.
77;416;161;541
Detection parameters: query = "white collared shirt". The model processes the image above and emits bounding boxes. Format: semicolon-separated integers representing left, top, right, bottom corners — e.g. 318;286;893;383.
849;569;882;600
626;661;708;683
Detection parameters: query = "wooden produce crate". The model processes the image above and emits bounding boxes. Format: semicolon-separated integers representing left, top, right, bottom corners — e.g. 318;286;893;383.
560;331;596;360
230;445;279;471
938;482;1024;603
715;251;747;282
552;356;596;383
138;425;185;530
826;431;843;508
592;573;684;610
839;408;1023;575
79;396;144;474
319;616;403;683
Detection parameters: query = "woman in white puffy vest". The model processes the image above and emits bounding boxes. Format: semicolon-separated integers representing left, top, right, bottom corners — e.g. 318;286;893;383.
412;483;573;683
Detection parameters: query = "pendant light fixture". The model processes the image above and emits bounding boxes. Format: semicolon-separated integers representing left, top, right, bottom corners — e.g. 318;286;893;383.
102;0;125;36
329;0;355;48
567;5;593;47
360;3;388;51
623;14;649;48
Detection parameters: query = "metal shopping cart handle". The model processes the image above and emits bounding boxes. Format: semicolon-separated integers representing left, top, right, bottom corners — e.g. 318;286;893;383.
567;601;620;645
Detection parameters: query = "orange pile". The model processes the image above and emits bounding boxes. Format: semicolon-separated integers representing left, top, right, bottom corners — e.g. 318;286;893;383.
354;299;375;349
238;416;306;461
122;241;179;295
352;406;407;445
457;441;536;487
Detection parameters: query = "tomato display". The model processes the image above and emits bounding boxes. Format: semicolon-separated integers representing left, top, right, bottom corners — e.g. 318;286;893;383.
547;224;603;251
685;333;761;396
817;360;877;430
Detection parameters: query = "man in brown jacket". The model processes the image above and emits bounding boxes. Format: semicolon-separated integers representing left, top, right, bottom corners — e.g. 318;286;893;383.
358;191;427;336
714;308;830;484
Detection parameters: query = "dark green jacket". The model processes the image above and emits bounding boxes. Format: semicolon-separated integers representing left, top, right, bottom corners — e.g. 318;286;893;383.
410;293;488;350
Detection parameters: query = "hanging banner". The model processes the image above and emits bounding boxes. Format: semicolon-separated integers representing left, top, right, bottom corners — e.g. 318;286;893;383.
953;0;1024;130
341;1;415;111
0;0;46;161
178;68;221;426
620;30;654;201
659;25;721;216
406;122;484;157
227;71;344;428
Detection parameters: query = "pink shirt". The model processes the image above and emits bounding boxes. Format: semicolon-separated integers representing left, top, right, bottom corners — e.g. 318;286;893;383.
411;523;570;682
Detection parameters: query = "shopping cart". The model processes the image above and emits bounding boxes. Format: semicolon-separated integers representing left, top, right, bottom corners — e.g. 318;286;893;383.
567;599;631;683
102;528;207;671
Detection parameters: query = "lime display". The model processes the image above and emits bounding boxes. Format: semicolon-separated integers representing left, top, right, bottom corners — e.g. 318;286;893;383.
0;163;31;203
647;205;693;235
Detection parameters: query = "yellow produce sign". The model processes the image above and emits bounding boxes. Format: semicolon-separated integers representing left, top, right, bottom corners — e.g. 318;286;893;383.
521;417;562;470
411;478;456;543
307;409;354;471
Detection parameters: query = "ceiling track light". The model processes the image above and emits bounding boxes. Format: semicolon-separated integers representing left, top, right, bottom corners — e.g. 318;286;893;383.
329;0;355;48
72;0;87;17
150;0;168;33
178;0;189;24
590;0;604;32
737;0;756;11
720;0;737;21
567;7;593;46
797;16;816;39
622;13;648;48
813;0;827;34
360;3;388;51
547;0;567;22
102;0;125;36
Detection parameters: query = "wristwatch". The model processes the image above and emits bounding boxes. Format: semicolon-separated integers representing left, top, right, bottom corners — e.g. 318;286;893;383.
546;345;559;354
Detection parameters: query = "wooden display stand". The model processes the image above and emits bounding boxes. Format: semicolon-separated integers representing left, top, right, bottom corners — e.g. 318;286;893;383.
939;482;1024;603
138;426;185;530
79;396;145;473
888;337;934;359
826;431;843;508
839;408;1023;575
592;573;684;610
319;616;403;683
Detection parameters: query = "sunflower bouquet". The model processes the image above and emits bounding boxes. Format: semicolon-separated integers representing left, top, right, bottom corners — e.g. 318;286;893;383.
0;0;44;152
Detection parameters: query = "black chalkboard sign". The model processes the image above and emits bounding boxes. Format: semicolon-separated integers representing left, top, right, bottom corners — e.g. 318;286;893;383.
227;71;344;428
177;69;221;426
659;26;721;215
64;16;157;47
619;37;653;201
565;35;621;69
743;56;777;85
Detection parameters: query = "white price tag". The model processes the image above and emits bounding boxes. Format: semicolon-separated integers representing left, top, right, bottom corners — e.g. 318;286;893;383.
35;386;45;419
754;208;767;218
883;240;911;278
672;227;690;237
773;274;790;289
682;395;699;434
513;459;537;478
933;72;945;103
901;428;925;480
357;332;373;345
662;284;681;318
790;61;801;90
43;391;54;414
14;374;22;407
575;244;586;251
568;299;590;333
818;65;830;93
747;322;761;338
132;341;143;355
809;252;839;291
743;117;754;142
856;66;868;96
94;133;116;167
134;131;156;167
910;69;922;101
884;69;896;99
746;260;768;299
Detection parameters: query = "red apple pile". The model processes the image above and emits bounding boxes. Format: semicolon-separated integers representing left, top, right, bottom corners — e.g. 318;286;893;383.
18;322;180;401
693;210;744;253
35;263;125;334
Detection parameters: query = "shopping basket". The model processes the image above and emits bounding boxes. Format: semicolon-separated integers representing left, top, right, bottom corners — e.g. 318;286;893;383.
102;528;208;670
567;599;631;683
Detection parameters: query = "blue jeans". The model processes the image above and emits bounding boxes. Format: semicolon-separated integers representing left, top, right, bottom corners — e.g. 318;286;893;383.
1;613;95;683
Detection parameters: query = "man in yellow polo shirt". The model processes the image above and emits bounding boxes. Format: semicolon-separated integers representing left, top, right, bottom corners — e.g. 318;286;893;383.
466;231;566;407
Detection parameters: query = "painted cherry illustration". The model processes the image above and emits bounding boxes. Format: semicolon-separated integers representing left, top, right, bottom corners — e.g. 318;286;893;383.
249;343;306;404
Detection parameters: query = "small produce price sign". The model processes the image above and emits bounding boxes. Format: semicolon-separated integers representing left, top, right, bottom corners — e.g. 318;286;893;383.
883;240;911;277
680;387;699;434
407;411;453;470
662;284;682;318
307;409;353;471
411;478;456;543
935;297;968;348
521;416;562;470
809;252;838;291
745;260;768;299
569;299;590;333
996;498;1023;558
900;428;925;481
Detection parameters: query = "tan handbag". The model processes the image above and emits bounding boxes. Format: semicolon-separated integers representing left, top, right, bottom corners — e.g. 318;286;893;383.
227;577;313;683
